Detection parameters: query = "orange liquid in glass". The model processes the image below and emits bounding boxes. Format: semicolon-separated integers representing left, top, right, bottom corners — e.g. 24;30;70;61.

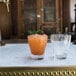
28;34;47;55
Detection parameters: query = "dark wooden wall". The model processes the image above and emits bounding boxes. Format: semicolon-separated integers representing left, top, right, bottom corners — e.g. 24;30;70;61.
10;0;18;36
0;0;71;39
0;2;11;39
62;0;70;32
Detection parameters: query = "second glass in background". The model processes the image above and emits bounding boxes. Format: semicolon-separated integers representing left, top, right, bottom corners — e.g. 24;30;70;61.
50;34;71;59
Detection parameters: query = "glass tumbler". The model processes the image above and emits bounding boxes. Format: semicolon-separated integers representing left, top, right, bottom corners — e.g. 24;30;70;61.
50;34;71;59
28;34;47;60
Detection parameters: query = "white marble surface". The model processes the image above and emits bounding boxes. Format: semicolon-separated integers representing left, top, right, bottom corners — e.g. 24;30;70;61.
0;43;76;67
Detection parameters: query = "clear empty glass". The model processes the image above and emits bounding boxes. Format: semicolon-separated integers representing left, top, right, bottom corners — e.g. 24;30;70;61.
50;34;71;59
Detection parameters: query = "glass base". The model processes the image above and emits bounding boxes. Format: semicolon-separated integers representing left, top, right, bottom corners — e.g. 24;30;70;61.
31;54;44;60
55;53;67;59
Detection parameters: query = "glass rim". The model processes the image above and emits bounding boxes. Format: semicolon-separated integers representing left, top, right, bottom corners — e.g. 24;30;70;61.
51;34;71;36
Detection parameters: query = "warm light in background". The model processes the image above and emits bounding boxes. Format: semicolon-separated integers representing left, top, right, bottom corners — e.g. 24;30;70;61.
70;0;76;22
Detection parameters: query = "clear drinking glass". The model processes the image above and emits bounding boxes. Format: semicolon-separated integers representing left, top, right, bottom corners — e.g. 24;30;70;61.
50;34;71;59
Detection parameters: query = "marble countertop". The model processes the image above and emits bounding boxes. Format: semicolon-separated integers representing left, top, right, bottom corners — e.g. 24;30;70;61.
0;43;76;67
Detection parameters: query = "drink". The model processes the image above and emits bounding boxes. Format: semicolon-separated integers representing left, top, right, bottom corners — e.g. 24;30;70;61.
28;34;47;59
